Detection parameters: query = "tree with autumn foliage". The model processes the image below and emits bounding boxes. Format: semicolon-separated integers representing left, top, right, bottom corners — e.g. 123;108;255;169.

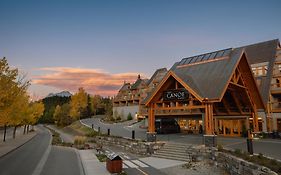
53;103;71;126
28;102;44;128
69;87;88;120
0;57;45;141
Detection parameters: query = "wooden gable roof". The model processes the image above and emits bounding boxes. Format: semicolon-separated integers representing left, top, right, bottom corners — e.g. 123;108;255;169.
240;39;280;105
144;49;264;110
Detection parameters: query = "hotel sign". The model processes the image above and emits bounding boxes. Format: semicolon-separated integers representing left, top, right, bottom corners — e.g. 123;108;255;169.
163;89;188;101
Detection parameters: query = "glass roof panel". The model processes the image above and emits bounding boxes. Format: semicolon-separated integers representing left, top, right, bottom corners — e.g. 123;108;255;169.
209;52;217;60
189;56;199;64
179;58;187;65
215;50;224;58
183;57;192;64
222;49;232;56
201;53;211;61
197;55;204;61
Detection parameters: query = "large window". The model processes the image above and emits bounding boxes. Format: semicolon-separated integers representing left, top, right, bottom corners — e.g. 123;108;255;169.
252;65;268;76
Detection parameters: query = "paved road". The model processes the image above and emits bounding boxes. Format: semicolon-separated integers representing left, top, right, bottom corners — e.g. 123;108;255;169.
42;146;83;175
0;126;51;175
81;117;281;161
0;125;84;175
81;116;147;140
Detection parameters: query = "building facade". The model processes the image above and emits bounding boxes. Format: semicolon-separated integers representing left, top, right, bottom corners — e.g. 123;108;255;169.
113;69;167;120
113;39;281;136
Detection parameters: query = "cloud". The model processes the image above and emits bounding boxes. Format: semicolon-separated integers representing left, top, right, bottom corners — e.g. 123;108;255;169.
32;67;145;96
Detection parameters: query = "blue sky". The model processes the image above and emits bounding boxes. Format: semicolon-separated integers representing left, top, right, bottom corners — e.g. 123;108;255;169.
1;0;281;97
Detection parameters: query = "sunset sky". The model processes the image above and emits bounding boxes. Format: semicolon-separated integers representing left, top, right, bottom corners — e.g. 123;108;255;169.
1;0;281;98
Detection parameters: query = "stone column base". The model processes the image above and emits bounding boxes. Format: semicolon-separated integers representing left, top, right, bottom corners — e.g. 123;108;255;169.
204;135;217;147
147;132;157;142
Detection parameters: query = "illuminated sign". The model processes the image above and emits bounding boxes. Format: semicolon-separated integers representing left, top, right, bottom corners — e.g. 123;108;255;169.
163;89;188;101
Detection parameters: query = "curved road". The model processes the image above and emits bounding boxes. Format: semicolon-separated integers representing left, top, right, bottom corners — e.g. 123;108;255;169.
0;125;83;175
81;116;147;140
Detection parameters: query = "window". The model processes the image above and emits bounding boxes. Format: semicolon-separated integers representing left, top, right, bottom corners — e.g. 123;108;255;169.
252;67;256;75
251;66;267;76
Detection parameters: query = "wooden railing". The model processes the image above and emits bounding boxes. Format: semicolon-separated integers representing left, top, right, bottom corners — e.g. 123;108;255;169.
271;83;281;89
113;95;141;102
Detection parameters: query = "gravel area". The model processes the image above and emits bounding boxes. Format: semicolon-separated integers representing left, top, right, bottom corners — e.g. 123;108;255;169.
160;160;230;175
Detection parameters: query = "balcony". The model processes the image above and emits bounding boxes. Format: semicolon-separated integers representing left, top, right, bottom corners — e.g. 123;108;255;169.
271;83;281;94
154;109;202;116
139;106;203;116
113;95;141;103
271;101;281;113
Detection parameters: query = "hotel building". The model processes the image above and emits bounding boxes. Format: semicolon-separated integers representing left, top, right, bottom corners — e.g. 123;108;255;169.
113;39;281;138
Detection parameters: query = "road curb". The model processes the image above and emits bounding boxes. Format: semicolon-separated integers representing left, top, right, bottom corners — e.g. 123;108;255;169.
75;149;87;175
0;131;38;158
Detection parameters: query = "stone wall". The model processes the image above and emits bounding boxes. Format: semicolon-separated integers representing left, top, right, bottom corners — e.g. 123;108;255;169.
216;152;277;175
90;135;278;175
92;136;164;155
113;105;139;120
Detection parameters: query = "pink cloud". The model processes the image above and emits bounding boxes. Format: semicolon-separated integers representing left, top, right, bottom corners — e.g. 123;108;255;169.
32;67;146;96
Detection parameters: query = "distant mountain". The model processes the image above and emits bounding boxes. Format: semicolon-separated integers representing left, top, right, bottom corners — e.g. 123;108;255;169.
46;91;72;98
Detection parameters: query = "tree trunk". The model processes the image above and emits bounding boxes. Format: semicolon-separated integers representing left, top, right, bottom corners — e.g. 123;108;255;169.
27;125;29;133
13;126;17;139
3;125;7;142
23;125;26;134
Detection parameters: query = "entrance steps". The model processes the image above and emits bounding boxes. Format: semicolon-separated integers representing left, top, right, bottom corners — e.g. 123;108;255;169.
152;142;192;162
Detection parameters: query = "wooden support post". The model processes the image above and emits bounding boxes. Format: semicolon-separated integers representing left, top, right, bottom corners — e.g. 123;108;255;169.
267;102;272;132
214;117;218;134
252;112;259;132
147;103;156;142
148;103;155;133
203;102;217;147
204;103;214;135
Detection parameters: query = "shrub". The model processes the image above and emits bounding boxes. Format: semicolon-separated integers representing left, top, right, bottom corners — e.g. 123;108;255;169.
96;154;107;162
217;144;223;151
74;136;86;145
127;113;133;120
234;149;242;155
116;116;121;121
86;130;98;137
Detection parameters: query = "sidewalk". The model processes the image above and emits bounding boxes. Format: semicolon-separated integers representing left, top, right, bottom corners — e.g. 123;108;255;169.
79;149;110;175
0;127;37;158
48;125;110;175
47;125;75;143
